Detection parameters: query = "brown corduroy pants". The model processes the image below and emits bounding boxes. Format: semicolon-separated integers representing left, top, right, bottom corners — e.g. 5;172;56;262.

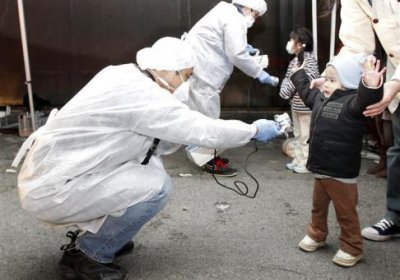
306;178;363;256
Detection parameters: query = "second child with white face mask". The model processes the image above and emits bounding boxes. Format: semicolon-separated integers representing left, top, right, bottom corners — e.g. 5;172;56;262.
279;27;319;174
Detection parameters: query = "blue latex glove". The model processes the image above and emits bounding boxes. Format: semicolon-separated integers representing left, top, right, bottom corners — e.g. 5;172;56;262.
257;70;279;86
252;119;280;143
245;44;259;55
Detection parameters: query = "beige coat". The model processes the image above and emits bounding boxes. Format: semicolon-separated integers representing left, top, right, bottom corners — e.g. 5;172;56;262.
337;0;400;112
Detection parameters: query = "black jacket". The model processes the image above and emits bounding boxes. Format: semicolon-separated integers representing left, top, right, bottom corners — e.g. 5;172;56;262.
290;69;383;178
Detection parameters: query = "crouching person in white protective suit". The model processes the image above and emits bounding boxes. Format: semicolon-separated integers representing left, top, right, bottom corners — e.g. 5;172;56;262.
12;37;281;280
180;0;279;176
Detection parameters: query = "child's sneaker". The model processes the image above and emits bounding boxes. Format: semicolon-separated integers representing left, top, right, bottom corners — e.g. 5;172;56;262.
332;249;362;267
361;218;400;241
293;165;310;174
286;162;296;170
298;235;326;252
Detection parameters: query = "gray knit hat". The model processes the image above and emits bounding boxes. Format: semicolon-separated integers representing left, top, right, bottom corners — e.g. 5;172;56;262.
327;53;366;89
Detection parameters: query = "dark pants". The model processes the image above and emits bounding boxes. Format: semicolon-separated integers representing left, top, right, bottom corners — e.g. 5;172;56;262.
386;107;400;223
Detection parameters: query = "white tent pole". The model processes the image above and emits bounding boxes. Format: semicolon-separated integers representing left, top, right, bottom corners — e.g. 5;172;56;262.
329;2;337;59
312;0;318;61
17;0;36;131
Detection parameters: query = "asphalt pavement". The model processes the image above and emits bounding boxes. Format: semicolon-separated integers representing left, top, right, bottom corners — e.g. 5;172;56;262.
0;132;398;280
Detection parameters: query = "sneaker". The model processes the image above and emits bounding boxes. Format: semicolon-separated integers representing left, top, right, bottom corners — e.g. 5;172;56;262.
203;158;238;177
286;162;296;170
361;218;400;241
332;249;362;267
214;156;230;164
360;150;380;160
298;235;326;252
58;249;127;280
293;165;309;174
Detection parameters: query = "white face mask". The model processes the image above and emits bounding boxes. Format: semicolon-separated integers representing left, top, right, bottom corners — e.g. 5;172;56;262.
286;40;295;55
150;70;186;93
244;15;255;28
149;70;174;92
178;71;185;84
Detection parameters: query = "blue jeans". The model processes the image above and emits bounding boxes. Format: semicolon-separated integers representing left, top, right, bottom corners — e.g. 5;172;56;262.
77;176;172;263
386;107;400;225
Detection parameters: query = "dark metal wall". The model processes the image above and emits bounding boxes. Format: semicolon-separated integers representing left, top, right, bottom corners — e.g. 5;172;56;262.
0;0;333;111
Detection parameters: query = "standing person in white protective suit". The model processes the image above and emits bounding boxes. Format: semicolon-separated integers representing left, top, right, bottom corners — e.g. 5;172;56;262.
12;37;281;280
181;0;279;176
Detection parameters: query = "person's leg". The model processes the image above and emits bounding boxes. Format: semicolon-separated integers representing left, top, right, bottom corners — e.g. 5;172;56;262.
293;111;311;173
373;112;393;178
287;109;300;170
376;118;394;177
306;179;330;241
386;108;400;222
362;108;400;241
77;176;173;263
58;177;173;280
299;179;329;252
183;77;234;175
367;114;387;174
326;179;362;256
297;111;311;167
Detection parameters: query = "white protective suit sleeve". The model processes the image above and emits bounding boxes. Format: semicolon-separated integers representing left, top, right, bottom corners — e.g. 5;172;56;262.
130;78;254;148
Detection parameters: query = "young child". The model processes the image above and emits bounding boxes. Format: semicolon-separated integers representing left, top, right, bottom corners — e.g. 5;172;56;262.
290;54;385;267
279;27;319;174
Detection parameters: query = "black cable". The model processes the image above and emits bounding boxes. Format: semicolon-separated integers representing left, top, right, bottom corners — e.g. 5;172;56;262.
211;140;260;198
211;53;265;198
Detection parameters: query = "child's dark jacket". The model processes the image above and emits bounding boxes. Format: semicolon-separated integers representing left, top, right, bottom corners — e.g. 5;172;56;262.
290;69;383;178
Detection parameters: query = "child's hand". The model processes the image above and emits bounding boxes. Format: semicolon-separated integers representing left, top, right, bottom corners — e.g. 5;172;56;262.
362;55;376;72
362;56;386;88
309;77;325;89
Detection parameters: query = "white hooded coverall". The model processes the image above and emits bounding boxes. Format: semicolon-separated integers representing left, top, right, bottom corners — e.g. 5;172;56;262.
16;64;256;233
184;1;263;119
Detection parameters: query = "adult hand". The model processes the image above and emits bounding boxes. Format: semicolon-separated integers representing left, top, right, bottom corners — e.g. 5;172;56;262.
309;77;326;89
245;44;260;56
364;80;400;117
252;119;280;143
257;71;279;87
